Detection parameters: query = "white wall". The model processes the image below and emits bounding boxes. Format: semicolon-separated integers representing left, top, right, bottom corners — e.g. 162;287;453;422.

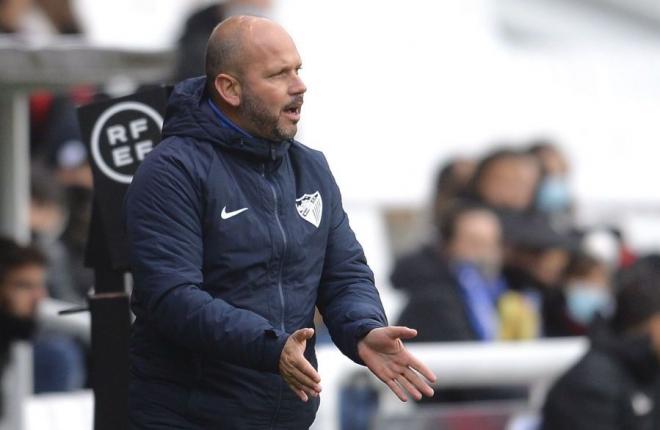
274;0;660;208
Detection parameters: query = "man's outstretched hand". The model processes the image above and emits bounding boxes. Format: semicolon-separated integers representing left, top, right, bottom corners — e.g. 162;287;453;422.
358;326;437;402
279;328;322;402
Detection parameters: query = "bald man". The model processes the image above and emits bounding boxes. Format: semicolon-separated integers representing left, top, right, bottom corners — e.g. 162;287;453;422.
125;16;436;429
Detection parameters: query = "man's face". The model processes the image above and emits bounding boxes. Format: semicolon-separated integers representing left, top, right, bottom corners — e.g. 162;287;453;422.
479;157;541;211
448;211;503;278
238;28;306;141
0;264;46;319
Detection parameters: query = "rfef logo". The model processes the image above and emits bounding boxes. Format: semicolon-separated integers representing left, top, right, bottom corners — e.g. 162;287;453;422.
90;101;163;184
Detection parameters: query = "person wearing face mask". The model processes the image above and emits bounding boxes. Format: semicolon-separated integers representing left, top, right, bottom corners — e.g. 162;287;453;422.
545;253;614;337
0;238;47;418
528;141;575;233
543;260;660;430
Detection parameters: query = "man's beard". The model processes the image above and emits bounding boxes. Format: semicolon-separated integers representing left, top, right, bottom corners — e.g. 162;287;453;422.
240;88;298;142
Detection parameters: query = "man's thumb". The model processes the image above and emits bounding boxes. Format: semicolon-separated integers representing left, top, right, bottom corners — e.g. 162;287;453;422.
387;326;417;340
292;328;314;343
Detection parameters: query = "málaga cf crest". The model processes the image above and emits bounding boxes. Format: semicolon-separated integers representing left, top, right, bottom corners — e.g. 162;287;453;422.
295;191;323;228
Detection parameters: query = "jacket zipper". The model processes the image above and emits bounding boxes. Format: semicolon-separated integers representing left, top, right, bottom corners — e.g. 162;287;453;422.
266;174;287;333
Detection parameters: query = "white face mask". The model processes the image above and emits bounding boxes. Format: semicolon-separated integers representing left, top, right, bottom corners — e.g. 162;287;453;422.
566;282;614;325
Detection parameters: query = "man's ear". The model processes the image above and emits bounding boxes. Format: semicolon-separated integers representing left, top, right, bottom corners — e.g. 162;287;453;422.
214;74;241;107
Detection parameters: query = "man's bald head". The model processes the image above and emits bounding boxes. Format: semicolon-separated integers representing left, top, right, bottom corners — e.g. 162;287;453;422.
205;16;289;88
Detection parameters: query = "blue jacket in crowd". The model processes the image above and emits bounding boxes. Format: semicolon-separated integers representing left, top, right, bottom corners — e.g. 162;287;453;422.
123;77;388;429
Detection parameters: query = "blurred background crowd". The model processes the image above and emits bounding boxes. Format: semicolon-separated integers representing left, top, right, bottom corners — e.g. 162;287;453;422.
2;0;660;429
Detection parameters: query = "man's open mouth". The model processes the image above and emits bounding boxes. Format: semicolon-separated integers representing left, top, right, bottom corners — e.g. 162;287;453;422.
283;105;302;121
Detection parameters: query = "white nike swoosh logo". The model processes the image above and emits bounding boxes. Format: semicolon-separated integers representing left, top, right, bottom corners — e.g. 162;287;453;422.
221;206;249;220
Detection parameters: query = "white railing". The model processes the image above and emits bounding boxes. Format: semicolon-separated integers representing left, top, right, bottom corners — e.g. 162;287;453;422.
37;299;91;344
311;338;588;430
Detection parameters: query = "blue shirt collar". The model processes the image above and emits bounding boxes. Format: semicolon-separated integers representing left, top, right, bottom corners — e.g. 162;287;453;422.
206;98;253;139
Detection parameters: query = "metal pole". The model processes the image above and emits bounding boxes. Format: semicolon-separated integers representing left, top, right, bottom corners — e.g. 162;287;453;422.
0;89;30;244
0;89;31;430
90;269;130;430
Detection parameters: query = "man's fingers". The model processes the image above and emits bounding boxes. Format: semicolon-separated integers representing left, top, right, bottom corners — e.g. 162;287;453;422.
396;375;422;401
292;355;321;384
404;367;434;398
386;326;417;340
285;374;319;399
408;354;437;384
385;379;408;402
287;364;322;393
293;386;309;402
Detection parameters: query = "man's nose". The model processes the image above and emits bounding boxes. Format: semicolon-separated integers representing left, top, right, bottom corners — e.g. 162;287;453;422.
290;74;307;95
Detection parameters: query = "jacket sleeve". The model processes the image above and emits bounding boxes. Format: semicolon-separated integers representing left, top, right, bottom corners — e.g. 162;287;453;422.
316;160;388;364
542;366;620;430
124;144;288;373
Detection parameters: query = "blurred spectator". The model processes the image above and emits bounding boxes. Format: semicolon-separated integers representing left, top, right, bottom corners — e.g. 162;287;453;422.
543;260;660;429
433;157;476;226
0;236;86;398
500;213;572;292
394;200;541;343
394;201;507;342
528;140;575;232
174;0;273;82
499;212;574;337
544;252;614;337
0;238;46;417
468;148;542;213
